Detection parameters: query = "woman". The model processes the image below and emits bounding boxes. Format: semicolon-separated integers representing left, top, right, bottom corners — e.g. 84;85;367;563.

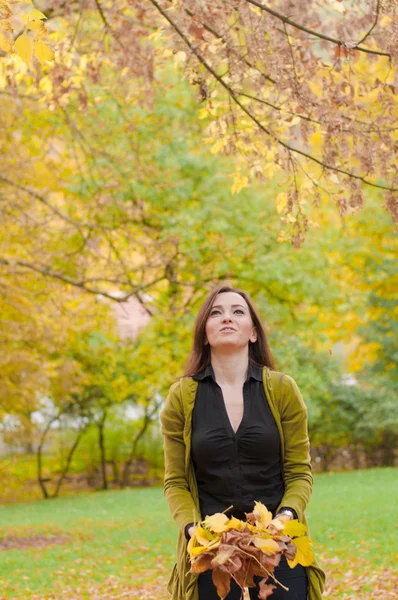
161;285;325;600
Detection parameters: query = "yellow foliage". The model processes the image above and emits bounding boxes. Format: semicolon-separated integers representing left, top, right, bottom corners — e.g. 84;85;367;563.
230;173;249;195
253;501;273;530
203;512;230;533
34;40;54;64
226;516;245;531
14;33;33;65
0;31;12;52
27;8;47;21
26;20;45;32
253;537;280;555
283;520;307;538
287;536;314;568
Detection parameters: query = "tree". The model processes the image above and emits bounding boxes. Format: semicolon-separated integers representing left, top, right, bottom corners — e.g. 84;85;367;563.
1;0;397;244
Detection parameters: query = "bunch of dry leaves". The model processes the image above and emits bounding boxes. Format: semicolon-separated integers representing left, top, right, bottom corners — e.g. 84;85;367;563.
188;501;314;599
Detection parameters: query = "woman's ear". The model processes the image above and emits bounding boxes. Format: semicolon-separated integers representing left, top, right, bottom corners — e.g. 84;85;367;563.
250;328;257;343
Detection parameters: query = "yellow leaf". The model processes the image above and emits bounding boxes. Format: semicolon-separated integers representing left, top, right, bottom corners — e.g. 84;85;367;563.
253;501;273;529
211;138;225;154
287;536;314;568
26;20;44;31
253;537;280;555
187;528;220;558
188;541;209;557
0;19;12;32
28;8;47;20
283;520;307;538
231;173;249;195
203;513;229;533
275;192;287;214
0;31;12;52
196;526;216;546
14;33;33;66
34;40;54;63
174;50;186;64
225;516;245;531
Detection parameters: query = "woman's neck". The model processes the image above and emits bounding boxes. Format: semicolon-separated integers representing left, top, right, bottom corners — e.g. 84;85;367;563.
210;348;249;385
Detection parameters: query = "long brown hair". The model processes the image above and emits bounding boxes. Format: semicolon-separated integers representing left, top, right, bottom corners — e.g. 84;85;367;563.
184;285;276;376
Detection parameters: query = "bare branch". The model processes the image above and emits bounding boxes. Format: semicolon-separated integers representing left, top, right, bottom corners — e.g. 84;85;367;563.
0;257;165;302
356;0;380;46
245;0;390;58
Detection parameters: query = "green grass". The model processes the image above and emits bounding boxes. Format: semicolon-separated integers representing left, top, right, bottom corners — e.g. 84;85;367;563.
0;467;397;598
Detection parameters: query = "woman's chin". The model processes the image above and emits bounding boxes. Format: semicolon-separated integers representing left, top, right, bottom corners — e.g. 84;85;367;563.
212;339;247;350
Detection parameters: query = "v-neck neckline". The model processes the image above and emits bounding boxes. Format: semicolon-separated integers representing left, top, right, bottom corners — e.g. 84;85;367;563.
217;383;246;436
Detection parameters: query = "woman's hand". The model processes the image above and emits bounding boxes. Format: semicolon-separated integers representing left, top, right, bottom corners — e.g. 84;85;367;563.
188;525;197;538
275;513;292;521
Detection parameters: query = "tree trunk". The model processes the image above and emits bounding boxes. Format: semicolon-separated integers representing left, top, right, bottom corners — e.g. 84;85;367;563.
37;413;60;499
121;402;159;487
98;411;108;490
111;459;119;485
380;431;397;466
52;425;88;497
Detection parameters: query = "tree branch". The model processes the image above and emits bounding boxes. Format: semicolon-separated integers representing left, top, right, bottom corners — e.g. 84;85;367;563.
0;257;165;302
356;0;380;46
0;175;85;230
244;0;390;57
149;0;398;192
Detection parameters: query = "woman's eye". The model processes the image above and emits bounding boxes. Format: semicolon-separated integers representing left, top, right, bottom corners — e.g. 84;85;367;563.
234;309;244;314
210;310;221;316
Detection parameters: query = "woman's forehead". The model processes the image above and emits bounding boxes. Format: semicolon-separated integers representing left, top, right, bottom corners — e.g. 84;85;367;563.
211;291;248;308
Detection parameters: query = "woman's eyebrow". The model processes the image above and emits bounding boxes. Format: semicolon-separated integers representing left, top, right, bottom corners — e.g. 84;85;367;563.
211;304;246;309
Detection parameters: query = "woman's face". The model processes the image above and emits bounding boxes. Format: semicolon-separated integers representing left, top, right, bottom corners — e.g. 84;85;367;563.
205;292;257;351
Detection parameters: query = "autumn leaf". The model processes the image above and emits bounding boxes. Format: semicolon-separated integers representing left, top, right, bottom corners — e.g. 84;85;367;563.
0;31;12;52
212;569;231;600
258;580;277;599
225;516;245;531
26;20;45;32
287;536;314;568
231;173;249;195
203;513;230;533
196;525;218;546
14;33;33;65
28;8;47;20
283;520;307;538
253;537;281;555
0;19;12;32
34;40;54;63
253;501;273;530
210;544;236;566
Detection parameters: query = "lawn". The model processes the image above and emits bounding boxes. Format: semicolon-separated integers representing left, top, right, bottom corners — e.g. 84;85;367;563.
0;468;397;599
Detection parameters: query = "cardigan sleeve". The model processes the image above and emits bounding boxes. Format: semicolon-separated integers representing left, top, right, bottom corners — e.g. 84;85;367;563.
160;381;201;534
276;374;313;523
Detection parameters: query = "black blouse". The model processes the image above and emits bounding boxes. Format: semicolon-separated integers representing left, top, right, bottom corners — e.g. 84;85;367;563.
190;363;285;525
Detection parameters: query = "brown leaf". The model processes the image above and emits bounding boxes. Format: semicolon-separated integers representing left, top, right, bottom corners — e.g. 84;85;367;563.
258;579;277;599
210;544;237;567
188;23;204;40
191;551;215;574
212;568;231;599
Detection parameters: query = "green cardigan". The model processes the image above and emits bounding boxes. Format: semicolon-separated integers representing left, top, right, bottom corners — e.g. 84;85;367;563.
160;367;325;600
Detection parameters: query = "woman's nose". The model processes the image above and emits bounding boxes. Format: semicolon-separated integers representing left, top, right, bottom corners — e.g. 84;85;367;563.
221;314;233;322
